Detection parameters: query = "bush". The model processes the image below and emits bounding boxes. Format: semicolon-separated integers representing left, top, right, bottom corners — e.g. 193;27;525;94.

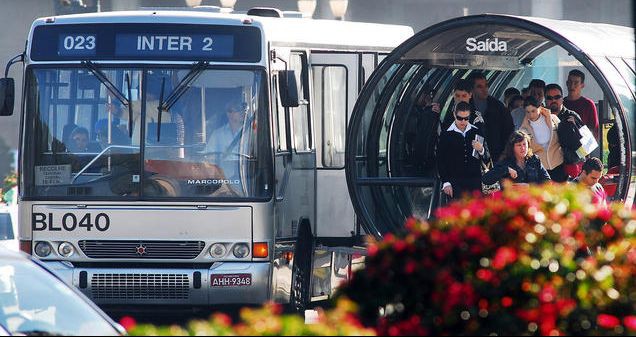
126;298;375;336
337;182;636;336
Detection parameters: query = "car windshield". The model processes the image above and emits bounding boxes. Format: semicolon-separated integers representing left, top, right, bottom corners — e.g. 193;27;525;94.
22;66;271;200
0;256;119;335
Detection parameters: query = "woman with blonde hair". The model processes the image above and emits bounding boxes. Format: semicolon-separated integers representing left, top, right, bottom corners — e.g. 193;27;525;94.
482;130;550;186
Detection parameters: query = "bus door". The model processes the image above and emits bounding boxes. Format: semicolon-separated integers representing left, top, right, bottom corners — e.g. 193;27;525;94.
272;51;315;239
310;52;359;238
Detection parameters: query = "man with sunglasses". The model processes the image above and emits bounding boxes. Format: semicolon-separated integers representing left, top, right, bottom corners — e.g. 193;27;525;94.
437;101;490;199
546;83;585;180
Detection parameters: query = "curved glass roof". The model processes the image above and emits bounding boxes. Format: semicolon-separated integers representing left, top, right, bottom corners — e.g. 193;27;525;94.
346;14;635;238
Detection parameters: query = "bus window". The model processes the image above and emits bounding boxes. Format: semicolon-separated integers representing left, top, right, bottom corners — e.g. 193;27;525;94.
313;65;347;168
272;75;288;152
289;53;312;152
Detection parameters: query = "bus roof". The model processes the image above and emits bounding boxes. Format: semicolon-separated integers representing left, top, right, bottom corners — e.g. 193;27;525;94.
32;9;413;51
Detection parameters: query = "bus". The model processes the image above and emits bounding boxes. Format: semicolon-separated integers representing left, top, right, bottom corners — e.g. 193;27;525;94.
0;7;413;309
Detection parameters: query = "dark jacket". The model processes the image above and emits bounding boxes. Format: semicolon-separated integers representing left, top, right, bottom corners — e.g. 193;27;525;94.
437;125;490;193
556;107;584;164
482;154;551;185
404;105;440;175
442;97;513;161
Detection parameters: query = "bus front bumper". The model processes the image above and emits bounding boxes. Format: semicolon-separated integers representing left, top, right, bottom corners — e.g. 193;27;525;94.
44;261;271;305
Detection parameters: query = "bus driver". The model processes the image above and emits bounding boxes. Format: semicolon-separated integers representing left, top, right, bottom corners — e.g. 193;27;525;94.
204;100;247;191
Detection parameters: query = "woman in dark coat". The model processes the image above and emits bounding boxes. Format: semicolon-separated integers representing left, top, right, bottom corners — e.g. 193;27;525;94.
482;130;551;186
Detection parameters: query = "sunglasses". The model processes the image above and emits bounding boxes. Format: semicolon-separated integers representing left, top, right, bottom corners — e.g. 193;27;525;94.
455;116;470;121
545;95;562;100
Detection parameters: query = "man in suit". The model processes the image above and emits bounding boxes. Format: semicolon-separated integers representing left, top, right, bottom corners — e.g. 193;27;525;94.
437;101;490;199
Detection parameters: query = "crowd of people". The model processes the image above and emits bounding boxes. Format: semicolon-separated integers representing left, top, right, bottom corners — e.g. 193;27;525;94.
412;69;609;205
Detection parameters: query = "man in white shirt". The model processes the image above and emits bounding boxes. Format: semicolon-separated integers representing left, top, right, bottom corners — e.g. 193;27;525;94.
205;101;247;183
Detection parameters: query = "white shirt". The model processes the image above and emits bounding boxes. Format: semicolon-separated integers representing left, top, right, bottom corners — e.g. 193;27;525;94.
530;117;551;150
205;124;242;182
446;122;475;137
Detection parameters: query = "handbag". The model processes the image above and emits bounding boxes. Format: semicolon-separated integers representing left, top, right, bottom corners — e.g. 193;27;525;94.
480;159;501;195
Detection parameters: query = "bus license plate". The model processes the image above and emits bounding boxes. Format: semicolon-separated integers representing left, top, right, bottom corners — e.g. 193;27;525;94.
210;274;252;287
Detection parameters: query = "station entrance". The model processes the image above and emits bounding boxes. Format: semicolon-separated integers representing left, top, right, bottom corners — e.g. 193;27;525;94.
346;14;635;238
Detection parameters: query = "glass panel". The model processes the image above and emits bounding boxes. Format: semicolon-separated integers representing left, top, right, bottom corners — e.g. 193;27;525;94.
24;66;271;200
378;64;420;177
354;63;401;177
290;54;311;152
26;67;141;199
319;66;347;168
272;75;288;152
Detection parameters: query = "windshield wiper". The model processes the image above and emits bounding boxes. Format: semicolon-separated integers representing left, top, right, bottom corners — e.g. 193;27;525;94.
156;77;166;142
154;61;208;143
82;61;130;108
125;73;133;137
83;61;134;137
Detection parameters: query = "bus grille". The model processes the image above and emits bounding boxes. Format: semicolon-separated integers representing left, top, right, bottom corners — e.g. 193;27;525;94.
78;240;206;259
91;273;190;300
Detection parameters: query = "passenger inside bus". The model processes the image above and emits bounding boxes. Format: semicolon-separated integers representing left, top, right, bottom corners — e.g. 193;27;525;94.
67;127;100;153
132;73;185;159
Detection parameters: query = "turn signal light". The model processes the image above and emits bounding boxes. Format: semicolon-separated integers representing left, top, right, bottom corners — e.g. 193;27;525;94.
253;242;268;258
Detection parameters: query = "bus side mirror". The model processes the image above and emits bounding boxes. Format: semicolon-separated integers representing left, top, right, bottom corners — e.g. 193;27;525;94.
278;70;299;108
0;78;15;116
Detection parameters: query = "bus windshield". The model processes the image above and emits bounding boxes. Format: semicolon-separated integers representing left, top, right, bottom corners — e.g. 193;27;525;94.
23;66;272;200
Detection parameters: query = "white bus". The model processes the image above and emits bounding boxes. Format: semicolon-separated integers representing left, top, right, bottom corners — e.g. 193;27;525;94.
0;7;412;309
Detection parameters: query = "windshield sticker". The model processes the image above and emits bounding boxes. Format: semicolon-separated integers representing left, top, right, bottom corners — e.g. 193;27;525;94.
35;165;71;186
187;179;240;185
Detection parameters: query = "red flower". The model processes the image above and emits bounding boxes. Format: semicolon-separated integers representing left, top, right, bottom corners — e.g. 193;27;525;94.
393;239;408;253
404;260;418;275
601;224;616;238
405;217;418;230
539;284;557;303
118;316;137;331
597;313;621;329
501;296;513;308
367;244;379;257
476;269;494;282
597;207;612;222
492;247;518;270
624;316;636;331
212;312;233;326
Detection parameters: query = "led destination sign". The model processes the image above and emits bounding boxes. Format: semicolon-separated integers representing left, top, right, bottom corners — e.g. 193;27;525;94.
115;34;234;58
31;23;261;62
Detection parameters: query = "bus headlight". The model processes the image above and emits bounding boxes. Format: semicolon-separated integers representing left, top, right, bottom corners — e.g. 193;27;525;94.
58;242;75;258
232;243;250;258
209;243;227;258
34;242;53;257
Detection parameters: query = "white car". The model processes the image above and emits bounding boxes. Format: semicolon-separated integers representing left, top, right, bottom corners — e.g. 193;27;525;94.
0;250;124;335
0;208;17;251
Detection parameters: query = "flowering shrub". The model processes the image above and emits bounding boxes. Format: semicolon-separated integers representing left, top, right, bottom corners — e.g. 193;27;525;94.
126;298;375;336
337;182;636;336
